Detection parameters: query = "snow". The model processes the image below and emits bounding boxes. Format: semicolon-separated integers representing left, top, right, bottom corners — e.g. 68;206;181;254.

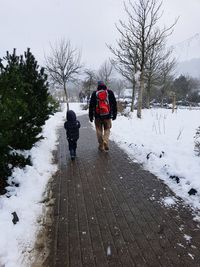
107;246;111;256
161;196;177;207
188;253;195;260
111;108;200;213
0;103;200;266
184;234;192;243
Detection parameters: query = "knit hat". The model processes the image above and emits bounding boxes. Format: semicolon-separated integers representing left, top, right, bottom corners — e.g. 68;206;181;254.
97;81;107;91
66;110;77;121
97;80;105;86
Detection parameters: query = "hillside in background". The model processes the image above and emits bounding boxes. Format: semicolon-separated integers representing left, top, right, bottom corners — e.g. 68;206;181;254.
173;33;200;78
176;58;200;78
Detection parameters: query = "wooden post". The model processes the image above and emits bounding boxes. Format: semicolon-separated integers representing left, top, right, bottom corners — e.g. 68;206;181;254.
172;93;176;113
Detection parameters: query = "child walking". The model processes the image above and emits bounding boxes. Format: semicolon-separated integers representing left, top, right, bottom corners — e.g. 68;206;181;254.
64;110;81;160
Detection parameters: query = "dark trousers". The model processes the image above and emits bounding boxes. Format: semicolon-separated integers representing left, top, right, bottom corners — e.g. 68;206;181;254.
68;139;77;151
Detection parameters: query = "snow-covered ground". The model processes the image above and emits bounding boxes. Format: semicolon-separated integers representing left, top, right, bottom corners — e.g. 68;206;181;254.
0;103;200;266
111;108;200;215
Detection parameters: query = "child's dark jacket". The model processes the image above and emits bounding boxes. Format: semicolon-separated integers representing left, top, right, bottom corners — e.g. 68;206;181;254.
64;110;80;140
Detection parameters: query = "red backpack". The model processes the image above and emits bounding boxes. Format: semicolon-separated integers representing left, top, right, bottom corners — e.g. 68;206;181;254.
96;89;110;116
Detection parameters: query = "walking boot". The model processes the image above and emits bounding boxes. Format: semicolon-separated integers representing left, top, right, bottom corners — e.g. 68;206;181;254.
104;141;109;151
70;149;75;160
98;143;104;151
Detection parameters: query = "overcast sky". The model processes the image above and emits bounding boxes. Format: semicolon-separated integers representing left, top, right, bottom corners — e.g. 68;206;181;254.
1;0;200;69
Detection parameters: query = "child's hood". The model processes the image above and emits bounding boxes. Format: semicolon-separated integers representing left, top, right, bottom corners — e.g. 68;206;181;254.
67;110;77;121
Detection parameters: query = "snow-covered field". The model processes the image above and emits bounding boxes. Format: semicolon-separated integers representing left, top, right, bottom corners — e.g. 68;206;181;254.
0;103;200;266
111;108;200;215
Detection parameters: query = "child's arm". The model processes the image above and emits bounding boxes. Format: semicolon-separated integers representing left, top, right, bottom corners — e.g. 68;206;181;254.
77;121;81;128
64;121;68;130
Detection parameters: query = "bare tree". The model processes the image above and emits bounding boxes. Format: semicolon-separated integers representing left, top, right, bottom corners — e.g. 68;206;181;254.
84;69;96;97
108;31;138;112
110;0;177;118
110;79;126;101
110;57;137;112
145;45;176;108
45;39;82;110
97;60;113;86
159;60;176;107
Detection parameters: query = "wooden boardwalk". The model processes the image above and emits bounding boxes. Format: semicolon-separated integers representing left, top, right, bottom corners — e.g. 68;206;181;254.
45;115;200;267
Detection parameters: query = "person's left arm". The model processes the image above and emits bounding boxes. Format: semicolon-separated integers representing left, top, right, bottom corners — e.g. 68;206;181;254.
77;121;81;128
109;90;117;120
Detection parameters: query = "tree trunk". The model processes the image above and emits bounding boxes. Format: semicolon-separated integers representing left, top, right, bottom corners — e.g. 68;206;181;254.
161;96;164;108
172;93;176;113
160;87;166;108
130;82;135;112
146;86;150;109
64;83;69;111
137;70;144;118
146;78;151;109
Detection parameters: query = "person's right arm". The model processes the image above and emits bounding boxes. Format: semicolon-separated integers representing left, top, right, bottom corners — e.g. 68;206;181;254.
89;92;96;122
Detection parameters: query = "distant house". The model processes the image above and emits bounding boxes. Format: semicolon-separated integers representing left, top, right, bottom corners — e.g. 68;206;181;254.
122;88;138;103
123;88;132;98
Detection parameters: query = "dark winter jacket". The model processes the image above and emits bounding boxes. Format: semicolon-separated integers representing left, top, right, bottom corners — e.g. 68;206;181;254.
89;85;117;121
64;110;80;140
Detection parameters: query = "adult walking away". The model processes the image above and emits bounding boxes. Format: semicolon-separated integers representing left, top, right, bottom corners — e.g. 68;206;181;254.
89;81;117;151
